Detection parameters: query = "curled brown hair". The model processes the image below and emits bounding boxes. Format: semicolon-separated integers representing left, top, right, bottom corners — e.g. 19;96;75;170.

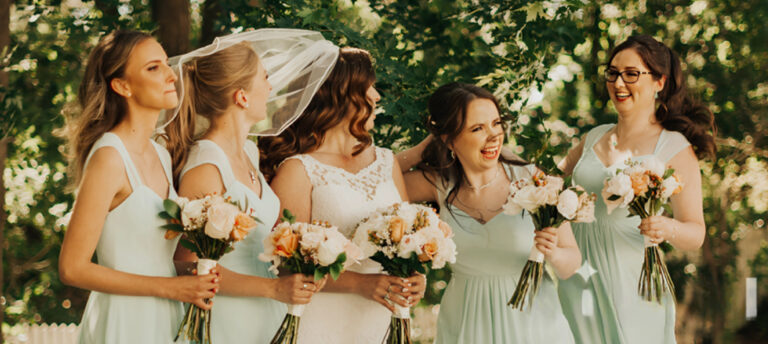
418;83;526;214
608;35;716;159
162;42;261;184
58;30;153;189
259;47;376;181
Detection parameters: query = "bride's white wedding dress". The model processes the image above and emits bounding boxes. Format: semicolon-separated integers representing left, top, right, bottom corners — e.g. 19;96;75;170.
284;146;402;344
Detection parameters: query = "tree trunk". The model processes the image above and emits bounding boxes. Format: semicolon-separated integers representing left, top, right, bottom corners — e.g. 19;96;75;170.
199;0;221;47
151;0;191;56
0;0;11;340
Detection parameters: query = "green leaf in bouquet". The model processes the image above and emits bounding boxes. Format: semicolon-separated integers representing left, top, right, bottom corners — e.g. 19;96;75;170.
163;199;181;219
334;252;347;266
314;268;325;281
159;211;176;220
663;168;675;179
179;240;199;256
329;263;342;280
161;223;185;232
281;208;296;224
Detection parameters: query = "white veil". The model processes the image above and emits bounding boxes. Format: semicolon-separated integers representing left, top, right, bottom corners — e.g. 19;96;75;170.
157;28;339;136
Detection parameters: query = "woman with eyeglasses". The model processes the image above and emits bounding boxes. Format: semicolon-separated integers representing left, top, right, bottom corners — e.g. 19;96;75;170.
555;35;715;343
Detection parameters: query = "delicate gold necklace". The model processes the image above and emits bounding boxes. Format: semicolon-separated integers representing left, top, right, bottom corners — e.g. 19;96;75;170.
466;164;502;190
248;170;258;184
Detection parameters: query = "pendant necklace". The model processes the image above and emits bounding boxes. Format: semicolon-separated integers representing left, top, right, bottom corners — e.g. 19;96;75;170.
466;164;502;190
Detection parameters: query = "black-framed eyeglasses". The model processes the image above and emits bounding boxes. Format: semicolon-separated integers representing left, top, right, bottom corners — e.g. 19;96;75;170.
604;69;654;84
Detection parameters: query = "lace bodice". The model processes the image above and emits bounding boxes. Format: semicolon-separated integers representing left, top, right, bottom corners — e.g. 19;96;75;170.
284;146;402;238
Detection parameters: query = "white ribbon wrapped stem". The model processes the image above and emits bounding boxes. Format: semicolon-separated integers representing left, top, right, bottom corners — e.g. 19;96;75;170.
288;304;305;317
197;258;217;275
393;304;410;319
528;245;545;263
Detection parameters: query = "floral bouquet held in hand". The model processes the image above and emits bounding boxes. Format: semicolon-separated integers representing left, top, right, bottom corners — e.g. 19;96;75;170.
602;158;682;303
353;202;457;344
259;209;363;344
502;171;596;311
160;194;260;344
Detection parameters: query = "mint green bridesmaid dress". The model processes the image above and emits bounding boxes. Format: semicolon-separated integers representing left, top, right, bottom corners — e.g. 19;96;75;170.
180;139;284;343
77;133;186;343
557;124;690;344
435;163;575;344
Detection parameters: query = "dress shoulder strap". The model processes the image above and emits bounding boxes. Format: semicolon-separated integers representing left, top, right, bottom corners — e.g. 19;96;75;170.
653;129;692;163
180;140;237;189
151;140;176;196
582;124;615;151
84;132;142;190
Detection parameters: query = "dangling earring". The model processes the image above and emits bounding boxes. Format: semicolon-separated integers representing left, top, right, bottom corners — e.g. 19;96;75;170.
654;91;658;99
445;150;456;166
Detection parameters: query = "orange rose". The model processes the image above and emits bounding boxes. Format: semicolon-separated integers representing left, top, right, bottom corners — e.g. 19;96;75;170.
230;213;257;241
630;172;650;196
438;221;453;238
418;241;438;262
389;216;406;243
273;226;299;258
164;229;181;240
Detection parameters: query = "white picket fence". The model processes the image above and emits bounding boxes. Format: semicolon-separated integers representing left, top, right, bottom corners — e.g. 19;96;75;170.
4;324;79;344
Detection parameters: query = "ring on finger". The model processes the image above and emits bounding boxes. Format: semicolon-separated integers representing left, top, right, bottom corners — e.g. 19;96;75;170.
387;285;393;293
303;283;308;289
384;293;391;302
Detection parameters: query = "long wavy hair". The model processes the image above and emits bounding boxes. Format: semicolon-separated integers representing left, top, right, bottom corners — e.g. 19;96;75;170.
58;30;153;189
417;82;526;213
162;42;261;184
608;35;716;159
259;47;376;181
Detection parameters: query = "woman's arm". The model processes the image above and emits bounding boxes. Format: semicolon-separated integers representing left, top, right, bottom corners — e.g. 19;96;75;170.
59;148;217;309
558;137;585;177
395;135;432;172
179;163;319;304
639;146;706;250
534;222;581;280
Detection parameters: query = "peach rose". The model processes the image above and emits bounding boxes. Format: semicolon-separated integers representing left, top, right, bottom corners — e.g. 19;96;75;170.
418;241;438;262
438;221;453;238
630;172;650;196
389;216;406;243
273;226;299;258
230;213;257;241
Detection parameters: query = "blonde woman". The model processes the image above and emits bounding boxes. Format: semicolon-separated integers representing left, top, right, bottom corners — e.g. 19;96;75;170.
58;30;218;344
165;32;336;343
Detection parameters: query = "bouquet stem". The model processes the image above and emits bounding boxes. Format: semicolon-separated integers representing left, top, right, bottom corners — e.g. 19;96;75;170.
638;237;675;303
384;305;411;344
508;246;545;310
269;304;305;344
175;259;217;343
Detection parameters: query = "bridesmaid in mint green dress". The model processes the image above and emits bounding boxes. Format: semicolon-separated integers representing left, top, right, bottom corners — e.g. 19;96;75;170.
58;31;218;344
399;83;579;343
556;35;714;343
167;41;325;343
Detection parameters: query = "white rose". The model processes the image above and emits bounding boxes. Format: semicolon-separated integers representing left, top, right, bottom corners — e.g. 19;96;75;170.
175;197;189;209
557;189;579;220
204;202;239;239
316;237;345;266
398;233;426;258
181;199;205;229
300;231;325;253
642;157;666;177
661;176;682;199
602;173;634;214
513;185;546;213
542;176;565;205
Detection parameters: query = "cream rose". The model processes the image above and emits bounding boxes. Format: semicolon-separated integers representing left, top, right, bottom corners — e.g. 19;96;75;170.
602;173;634;214
181;199;205;229
204;202;239;239
316;237;345;266
557;189;579;220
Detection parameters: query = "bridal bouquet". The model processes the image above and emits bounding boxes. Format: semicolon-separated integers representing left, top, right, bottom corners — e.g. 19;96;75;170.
259;210;363;344
352;202;457;344
160;194;259;344
602;157;683;303
502;171;596;310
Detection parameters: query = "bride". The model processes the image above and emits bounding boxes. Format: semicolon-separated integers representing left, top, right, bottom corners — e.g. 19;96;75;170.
260;47;427;344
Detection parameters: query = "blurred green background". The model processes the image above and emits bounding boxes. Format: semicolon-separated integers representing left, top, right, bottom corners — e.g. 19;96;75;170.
0;1;766;343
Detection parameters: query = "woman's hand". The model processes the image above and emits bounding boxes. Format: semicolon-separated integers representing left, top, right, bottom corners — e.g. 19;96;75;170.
272;273;323;305
400;274;427;306
534;226;560;258
356;274;412;312
167;268;220;310
639;215;676;245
